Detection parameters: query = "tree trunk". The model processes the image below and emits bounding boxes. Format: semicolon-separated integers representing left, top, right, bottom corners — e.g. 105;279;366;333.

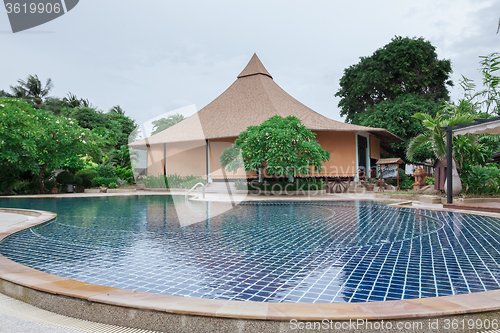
37;164;47;194
444;158;462;196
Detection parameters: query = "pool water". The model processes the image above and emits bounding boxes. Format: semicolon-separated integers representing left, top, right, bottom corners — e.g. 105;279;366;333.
1;196;500;303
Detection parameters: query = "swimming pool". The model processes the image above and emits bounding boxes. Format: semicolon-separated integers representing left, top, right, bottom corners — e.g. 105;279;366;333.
1;196;499;303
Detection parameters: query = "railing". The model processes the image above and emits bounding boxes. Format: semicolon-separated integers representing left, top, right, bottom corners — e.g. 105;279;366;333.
185;182;205;201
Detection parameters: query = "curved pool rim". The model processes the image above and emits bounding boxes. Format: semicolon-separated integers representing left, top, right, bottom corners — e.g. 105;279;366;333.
1;198;500;323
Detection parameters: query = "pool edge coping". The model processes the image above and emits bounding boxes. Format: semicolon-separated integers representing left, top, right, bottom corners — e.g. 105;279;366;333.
1;203;500;321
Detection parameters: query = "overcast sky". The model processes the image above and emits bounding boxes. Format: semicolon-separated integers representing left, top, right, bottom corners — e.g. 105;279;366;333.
1;0;499;126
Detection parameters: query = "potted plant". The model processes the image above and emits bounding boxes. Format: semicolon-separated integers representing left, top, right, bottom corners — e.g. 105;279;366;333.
365;178;376;191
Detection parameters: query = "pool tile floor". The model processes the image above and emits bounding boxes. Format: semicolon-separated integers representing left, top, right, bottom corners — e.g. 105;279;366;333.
1;197;500;304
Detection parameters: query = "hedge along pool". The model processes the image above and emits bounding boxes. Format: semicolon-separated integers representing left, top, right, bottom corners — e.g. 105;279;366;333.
0;195;500;303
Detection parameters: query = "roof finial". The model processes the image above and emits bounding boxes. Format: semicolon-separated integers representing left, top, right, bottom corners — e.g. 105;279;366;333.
237;54;273;79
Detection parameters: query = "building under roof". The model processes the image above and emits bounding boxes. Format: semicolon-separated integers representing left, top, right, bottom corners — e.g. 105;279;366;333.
129;54;403;181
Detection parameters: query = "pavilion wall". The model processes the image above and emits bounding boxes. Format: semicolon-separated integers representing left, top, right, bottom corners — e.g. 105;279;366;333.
208;138;256;179
370;136;381;160
146;140;206;178
146;144;165;176
144;131;377;179
312;131;357;177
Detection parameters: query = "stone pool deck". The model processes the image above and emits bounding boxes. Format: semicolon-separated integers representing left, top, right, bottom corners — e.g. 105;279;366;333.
2;193;500;332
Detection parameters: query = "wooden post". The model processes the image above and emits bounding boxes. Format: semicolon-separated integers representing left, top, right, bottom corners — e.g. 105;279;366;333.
163;143;167;176
447;129;453;204
397;164;400;191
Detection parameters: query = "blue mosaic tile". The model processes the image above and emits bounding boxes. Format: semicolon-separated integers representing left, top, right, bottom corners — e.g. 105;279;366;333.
2;196;500;303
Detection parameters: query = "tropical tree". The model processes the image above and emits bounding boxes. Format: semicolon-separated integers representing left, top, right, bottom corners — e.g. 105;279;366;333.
109;105;125;115
105;111;137;148
336;36;452;122
151;113;185;135
406;102;474;162
11;75;53;109
335;36;452;159
63;106;104;130
452;134;500;172
352;94;440;160
406;104;474;195
220;115;330;181
108;145;131;168
62;93;93;108
40;97;66;116
0;98;103;193
460;53;500;115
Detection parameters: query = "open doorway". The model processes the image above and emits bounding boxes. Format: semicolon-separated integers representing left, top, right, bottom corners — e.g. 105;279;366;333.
357;135;367;180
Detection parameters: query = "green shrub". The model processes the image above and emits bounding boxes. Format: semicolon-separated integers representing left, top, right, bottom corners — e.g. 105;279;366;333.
76;169;99;188
116;165;134;183
109;182;117;189
399;177;414;190
117;179;128;187
180;177;206;189
11;181;32;195
137;175;166;188
165;174;183;188
74;176;83;186
95;164;116;178
92;177;118;187
44;180;57;192
234;180;248;190
247;178;325;191
386;168;413;189
137;174;206;189
56;171;75;185
426;176;434;185
462;165;500;195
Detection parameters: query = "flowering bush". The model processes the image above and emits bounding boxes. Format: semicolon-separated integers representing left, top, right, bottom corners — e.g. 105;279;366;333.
221;116;330;178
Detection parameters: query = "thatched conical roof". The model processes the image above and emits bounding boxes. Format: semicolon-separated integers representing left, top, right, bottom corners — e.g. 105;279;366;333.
130;54;402;146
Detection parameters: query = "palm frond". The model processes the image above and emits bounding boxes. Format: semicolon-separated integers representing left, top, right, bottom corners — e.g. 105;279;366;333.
433;131;447;158
407;134;431;161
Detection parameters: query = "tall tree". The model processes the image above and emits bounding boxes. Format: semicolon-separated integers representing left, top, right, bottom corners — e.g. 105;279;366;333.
105;111;137;148
335;37;453;160
336;36;452;122
11;74;53;109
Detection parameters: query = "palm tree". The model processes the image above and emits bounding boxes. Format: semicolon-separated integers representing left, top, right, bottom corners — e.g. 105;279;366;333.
407;102;475;195
0;89;12;97
109;105;125;115
108;145;131;168
11;75;53;109
62;93;93;108
151;113;185;135
407;102;476;161
8;85;28;99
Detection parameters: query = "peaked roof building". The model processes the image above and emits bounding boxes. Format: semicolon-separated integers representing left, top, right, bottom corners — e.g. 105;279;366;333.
130;54;403;181
130;54;402;146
